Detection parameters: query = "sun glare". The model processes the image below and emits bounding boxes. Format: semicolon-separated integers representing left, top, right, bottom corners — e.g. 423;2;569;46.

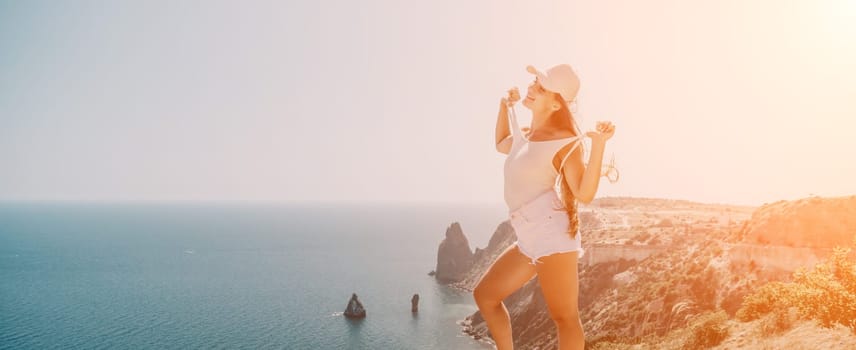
818;0;856;37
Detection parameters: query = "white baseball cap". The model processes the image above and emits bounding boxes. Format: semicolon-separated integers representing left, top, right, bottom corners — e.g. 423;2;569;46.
526;64;580;103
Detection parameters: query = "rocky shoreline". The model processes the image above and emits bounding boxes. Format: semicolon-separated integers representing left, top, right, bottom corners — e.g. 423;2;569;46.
432;195;856;349
433;218;566;350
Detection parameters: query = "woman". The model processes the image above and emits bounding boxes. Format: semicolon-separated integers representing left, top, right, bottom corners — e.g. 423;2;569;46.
473;64;616;350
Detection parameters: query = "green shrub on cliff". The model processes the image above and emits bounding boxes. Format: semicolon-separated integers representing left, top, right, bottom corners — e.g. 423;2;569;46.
736;245;856;333
790;246;856;331
736;281;793;321
684;311;729;349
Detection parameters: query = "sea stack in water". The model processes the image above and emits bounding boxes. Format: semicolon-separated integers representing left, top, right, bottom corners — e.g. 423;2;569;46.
411;293;420;312
344;293;366;319
434;222;475;284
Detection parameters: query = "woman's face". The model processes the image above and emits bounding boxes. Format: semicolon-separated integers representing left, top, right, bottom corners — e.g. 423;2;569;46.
521;77;559;113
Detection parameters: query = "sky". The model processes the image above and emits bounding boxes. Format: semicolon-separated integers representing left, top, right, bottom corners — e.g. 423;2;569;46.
1;0;855;206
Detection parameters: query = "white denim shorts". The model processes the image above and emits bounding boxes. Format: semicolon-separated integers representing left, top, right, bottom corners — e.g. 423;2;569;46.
509;189;585;265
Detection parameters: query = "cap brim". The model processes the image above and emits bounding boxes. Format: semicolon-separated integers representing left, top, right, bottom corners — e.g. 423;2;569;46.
526;65;546;80
527;65;567;99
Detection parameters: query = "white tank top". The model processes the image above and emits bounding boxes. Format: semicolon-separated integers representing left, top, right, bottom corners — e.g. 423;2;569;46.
503;106;584;212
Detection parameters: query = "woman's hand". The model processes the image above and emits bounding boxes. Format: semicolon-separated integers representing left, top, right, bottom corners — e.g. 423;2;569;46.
500;87;521;107
585;121;616;143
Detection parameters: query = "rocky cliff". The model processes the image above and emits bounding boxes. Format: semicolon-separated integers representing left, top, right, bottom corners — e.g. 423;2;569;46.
727;243;829;271
448;220;516;291
449;220;561;350
434;222;475;284
581;243;669;265
442;194;856;349
737;195;856;248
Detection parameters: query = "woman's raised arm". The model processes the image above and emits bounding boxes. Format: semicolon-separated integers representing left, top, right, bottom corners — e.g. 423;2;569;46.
495;88;520;154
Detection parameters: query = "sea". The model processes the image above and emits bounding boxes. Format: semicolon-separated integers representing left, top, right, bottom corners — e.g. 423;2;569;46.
0;201;509;350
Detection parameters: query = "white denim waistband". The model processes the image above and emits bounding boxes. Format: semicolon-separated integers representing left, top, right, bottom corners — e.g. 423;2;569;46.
508;190;565;221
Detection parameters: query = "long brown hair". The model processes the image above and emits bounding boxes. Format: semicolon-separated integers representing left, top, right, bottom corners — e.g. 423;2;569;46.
548;93;584;239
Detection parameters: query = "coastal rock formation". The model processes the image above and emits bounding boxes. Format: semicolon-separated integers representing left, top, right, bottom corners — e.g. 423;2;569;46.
450;220;517;291
451;195;856;349
452;199;743;349
434;222;474;283
461;195;856;348
462;277;558;349
343;293;366;319
738;195;856;248
411;294;419;312
457;216;713;349
449;211;602;291
453;220;558;350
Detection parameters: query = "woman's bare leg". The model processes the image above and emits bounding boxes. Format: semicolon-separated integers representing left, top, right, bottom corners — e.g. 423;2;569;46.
534;251;584;350
473;243;538;350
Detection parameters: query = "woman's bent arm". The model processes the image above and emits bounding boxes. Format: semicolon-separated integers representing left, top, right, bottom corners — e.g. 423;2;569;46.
565;138;606;204
495;100;512;154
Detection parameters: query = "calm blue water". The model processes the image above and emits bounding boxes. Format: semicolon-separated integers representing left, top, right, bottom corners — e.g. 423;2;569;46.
0;201;506;350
